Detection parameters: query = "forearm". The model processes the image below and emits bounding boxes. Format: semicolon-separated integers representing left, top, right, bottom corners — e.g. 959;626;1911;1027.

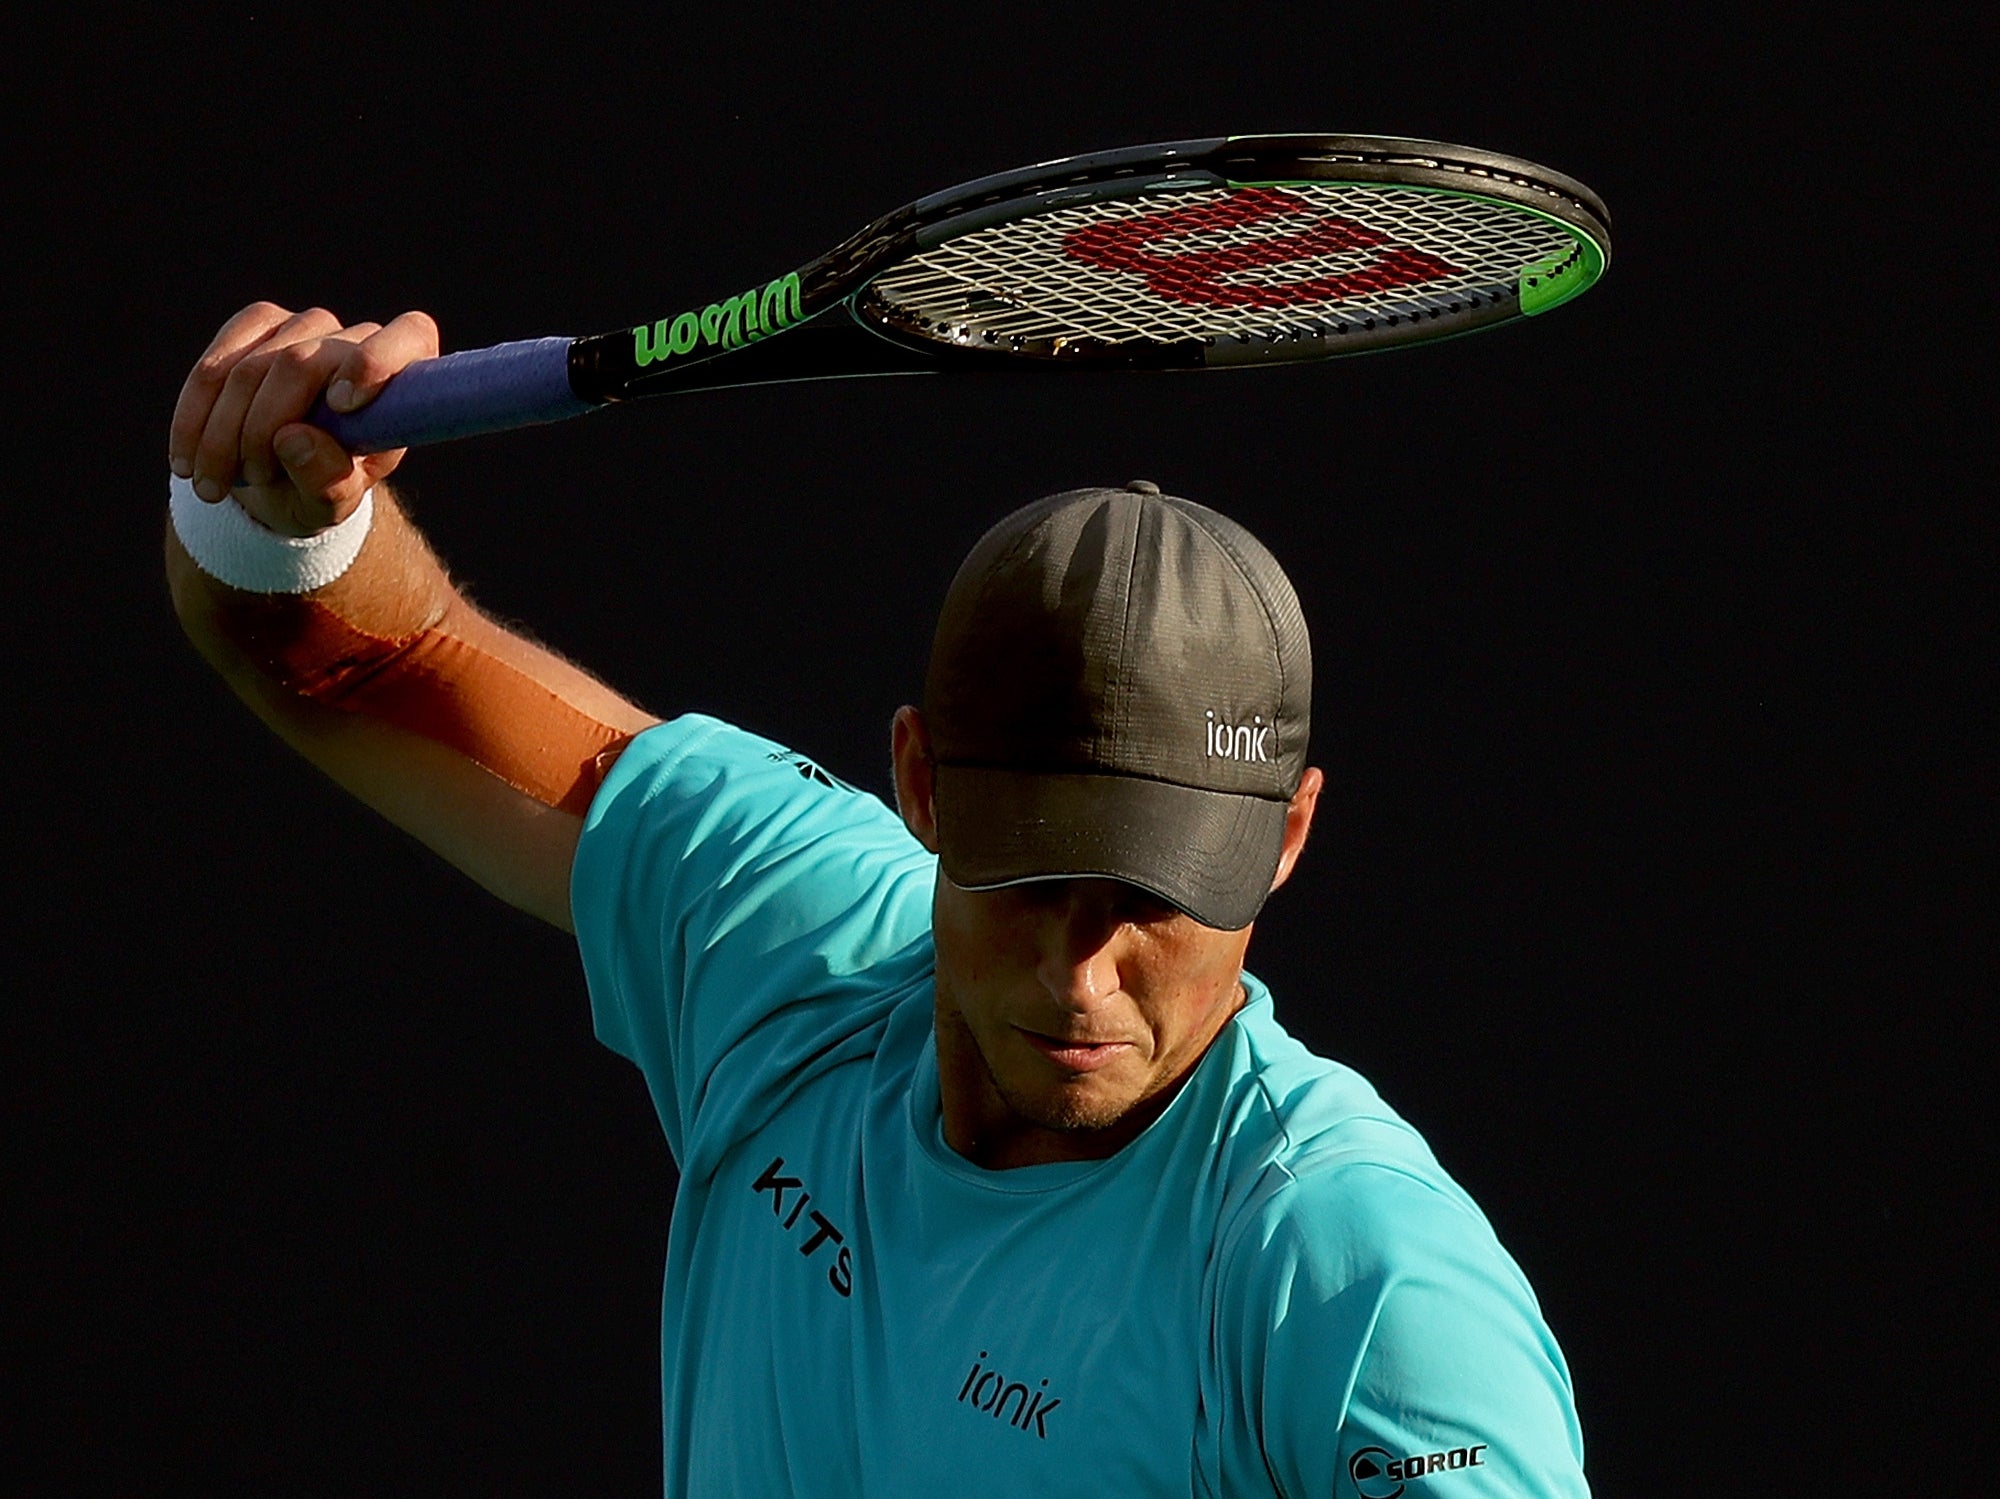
167;481;658;927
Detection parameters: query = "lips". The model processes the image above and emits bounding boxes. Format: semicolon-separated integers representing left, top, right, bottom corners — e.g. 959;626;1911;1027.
1016;1028;1134;1073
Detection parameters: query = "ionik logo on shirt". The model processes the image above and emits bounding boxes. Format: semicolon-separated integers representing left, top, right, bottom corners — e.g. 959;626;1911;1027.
1348;1443;1488;1498
956;1350;1061;1439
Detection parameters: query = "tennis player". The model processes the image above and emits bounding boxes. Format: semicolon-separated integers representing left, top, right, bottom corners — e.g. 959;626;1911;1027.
167;304;1588;1497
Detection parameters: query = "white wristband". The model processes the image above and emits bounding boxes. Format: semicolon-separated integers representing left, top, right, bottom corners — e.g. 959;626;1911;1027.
168;475;374;594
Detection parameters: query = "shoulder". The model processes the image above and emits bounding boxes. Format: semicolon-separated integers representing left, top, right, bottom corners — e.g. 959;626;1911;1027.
578;713;929;916
1202;993;1587;1495
1201;986;1517;1302
585;713;901;844
571;713;936;1116
1211;987;1472;1222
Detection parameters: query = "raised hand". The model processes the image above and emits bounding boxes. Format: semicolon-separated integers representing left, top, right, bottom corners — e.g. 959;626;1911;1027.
168;303;440;537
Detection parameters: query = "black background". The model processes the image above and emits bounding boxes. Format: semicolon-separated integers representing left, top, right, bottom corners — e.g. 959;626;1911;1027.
9;4;1987;1494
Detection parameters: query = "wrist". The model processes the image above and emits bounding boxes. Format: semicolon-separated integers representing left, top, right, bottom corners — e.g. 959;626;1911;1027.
167;475;374;594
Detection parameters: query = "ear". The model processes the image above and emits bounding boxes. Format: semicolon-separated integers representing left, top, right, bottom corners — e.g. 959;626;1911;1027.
891;704;940;852
1267;766;1324;894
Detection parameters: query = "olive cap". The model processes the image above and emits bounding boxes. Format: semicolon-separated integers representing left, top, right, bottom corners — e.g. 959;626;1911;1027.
924;482;1311;930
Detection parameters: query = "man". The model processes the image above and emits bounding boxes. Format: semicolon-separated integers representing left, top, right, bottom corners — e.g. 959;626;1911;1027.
167;303;1587;1496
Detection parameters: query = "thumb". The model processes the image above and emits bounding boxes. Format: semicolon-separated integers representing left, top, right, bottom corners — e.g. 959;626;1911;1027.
273;421;371;528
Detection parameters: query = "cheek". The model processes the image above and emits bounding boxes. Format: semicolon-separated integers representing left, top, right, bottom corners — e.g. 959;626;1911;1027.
1137;937;1251;1044
932;893;1030;1009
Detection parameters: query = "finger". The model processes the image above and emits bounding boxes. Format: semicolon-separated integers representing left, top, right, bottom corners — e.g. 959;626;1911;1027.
189;360;269;500
354;442;413;495
170;302;294;477
266;421;369;533
238;323;383;487
174;305;341;483
325;310;441;412
188;309;346;498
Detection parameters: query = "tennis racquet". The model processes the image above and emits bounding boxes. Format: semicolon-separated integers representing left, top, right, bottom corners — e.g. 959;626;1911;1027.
312;134;1612;454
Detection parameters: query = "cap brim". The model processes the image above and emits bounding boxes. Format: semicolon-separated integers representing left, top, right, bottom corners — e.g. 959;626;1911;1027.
933;766;1289;932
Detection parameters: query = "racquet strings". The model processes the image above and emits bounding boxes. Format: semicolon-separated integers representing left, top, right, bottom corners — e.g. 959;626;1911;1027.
860;184;1589;355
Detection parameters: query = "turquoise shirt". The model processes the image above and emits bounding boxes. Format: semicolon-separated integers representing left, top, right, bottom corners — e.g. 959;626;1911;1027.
574;716;1587;1498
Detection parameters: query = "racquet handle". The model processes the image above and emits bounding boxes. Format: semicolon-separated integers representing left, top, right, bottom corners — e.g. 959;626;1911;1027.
307;336;597;454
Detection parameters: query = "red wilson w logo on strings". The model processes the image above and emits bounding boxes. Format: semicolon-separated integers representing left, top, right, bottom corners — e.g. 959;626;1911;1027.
1060;188;1465;309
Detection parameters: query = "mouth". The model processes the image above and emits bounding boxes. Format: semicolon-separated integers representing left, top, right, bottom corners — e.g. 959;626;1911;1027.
1015;1028;1134;1074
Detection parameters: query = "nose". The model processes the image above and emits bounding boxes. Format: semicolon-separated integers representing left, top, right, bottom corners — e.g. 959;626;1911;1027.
1033;887;1125;1013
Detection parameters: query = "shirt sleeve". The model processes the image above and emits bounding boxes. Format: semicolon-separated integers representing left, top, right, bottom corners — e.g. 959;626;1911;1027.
570;714;937;1168
1219;1163;1587;1498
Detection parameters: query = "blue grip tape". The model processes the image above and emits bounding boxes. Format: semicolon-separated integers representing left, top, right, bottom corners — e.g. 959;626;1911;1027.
308;336;594;453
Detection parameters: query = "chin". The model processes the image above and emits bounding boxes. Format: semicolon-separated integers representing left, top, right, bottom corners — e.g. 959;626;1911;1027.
998;1074;1139;1135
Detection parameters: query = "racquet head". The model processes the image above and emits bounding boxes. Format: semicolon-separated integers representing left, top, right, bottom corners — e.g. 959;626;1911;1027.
845;134;1610;369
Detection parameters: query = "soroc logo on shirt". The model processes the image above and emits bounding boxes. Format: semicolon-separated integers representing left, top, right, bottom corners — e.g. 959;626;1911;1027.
1348;1443;1488;1497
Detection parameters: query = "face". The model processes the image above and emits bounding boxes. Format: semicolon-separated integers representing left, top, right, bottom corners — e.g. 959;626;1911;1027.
891;704;1320;1169
930;875;1256;1162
